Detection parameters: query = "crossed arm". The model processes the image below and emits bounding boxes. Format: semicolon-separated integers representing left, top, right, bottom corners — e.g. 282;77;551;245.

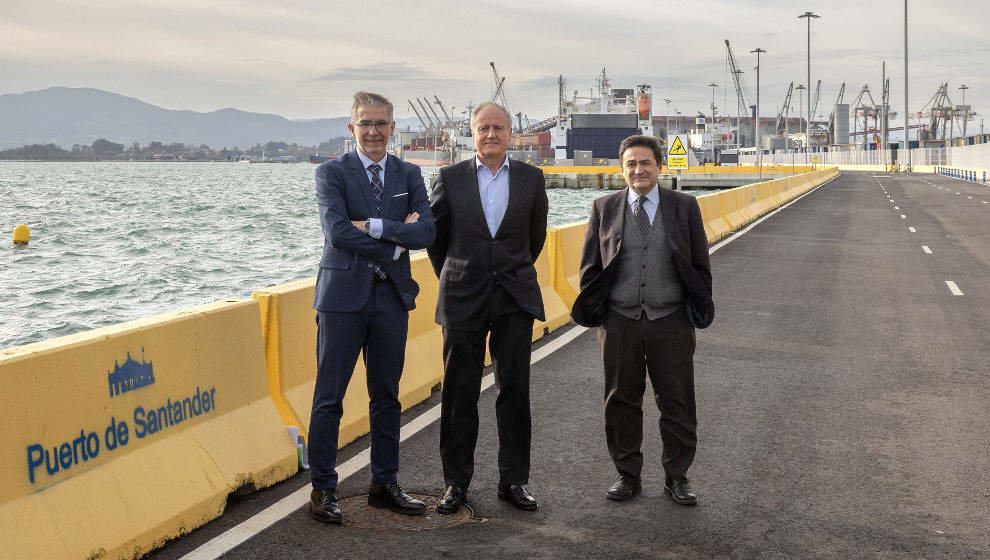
317;164;435;262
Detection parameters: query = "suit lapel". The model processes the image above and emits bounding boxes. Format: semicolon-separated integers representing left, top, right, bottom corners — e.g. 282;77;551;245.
381;153;401;216
601;188;626;268
657;188;684;259
461;159;487;234
492;160;522;239
346;151;376;215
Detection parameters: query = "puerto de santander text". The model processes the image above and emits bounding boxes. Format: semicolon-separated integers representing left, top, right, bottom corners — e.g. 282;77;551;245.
26;386;216;483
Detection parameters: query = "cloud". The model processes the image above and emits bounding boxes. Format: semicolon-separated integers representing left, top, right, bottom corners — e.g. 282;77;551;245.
310;62;436;83
91;57;113;64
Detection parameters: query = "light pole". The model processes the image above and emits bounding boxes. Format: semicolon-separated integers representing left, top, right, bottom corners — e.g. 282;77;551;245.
676;110;681;133
708;82;719;161
795;84;806;152
665;98;672;135
959;85;969;139
904;0;910;169
799;11;820;164
733;69;744;148
750;48;766;176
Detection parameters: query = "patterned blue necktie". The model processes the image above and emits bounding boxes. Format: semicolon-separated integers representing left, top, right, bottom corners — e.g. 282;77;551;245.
367;163;386;279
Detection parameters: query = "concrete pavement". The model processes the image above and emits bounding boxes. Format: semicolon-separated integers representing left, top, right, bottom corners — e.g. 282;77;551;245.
149;172;989;560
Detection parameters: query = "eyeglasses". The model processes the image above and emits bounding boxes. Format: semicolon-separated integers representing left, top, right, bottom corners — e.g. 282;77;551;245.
353;120;393;132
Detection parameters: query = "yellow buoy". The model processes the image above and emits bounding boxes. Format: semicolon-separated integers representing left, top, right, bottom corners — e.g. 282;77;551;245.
12;224;30;245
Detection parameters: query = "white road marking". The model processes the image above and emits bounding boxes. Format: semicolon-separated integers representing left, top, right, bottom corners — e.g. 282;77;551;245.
922;246;932;254
900;214;906;219
894;206;899;210
182;173;841;560
955;192;961;195
982;201;988;204
967;196;973;199
945;281;964;296
909;227;916;232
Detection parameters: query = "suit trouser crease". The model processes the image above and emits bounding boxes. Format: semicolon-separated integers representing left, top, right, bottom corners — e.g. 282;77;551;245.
310;281;407;490
440;299;533;487
599;309;696;480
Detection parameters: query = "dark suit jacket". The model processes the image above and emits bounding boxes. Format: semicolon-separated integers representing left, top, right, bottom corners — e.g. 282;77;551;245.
428;158;549;329
313;150;436;312
571;186;714;329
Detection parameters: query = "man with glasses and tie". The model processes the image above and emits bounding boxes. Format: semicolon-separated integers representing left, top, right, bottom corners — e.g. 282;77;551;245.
309;91;435;524
571;135;714;506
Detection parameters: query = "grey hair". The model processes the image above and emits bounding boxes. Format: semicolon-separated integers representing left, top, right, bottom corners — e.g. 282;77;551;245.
350;91;393;121
470;101;513;130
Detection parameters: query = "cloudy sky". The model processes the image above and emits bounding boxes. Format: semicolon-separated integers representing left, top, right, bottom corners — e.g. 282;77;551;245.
3;0;989;128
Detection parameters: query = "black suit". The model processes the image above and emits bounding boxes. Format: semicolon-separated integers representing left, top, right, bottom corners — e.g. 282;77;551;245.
428;158;548;487
572;186;713;481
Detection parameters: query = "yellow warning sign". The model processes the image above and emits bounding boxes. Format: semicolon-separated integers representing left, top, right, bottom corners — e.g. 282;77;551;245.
666;134;689;170
812;156;820;163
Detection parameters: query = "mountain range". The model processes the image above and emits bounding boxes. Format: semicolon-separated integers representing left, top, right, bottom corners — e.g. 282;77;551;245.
0;87;421;149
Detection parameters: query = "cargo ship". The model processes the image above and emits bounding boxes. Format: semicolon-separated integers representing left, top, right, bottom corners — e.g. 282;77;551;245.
308;154;337;164
398;69;655;166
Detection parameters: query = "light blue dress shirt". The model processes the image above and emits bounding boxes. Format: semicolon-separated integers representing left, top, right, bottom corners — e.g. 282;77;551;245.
476;156;510;237
626;184;659;225
356;149;401;261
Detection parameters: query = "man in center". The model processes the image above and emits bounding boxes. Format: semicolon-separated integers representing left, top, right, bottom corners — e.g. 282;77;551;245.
428;101;549;514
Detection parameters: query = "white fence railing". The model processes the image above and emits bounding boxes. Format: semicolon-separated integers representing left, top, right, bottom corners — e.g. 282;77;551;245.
739;143;990;169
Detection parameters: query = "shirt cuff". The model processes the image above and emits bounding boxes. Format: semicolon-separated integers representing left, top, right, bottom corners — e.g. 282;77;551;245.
392;246;402;261
368;218;383;238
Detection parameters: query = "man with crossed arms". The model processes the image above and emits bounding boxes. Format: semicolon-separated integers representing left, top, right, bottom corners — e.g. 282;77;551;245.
309;91;435;524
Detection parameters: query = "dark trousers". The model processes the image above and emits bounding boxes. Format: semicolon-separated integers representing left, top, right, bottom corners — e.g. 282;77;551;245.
598;307;697;480
439;288;534;487
310;280;407;490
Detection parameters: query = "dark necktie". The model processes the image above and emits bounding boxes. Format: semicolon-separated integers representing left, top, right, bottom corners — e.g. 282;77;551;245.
367;163;387;279
634;195;652;239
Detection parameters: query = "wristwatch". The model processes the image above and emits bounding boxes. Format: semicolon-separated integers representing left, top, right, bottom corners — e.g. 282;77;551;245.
363;220;370;232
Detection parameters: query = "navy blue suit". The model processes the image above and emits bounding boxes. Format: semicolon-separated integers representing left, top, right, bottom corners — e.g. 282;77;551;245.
310;150;435;490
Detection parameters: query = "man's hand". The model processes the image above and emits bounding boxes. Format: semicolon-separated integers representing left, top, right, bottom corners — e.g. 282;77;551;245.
404;212;419;224
351;220;366;231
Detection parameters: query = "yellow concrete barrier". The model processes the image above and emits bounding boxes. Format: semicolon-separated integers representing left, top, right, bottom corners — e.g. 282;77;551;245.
548;222;589;309
252;255;443;447
695;193;731;243
0;300;297;560
534;247;570;339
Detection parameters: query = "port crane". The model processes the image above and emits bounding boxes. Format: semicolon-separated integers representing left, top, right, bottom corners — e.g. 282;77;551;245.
488;61;529;132
775;82;794;136
407;100;432;135
809;80;822;122
724;40;752;146
917;82;958;140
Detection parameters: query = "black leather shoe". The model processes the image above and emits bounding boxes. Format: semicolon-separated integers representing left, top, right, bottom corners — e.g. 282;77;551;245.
497;483;538;511
436;485;468;514
368;481;427;515
310;488;342;524
606;475;642;501
664;477;698;505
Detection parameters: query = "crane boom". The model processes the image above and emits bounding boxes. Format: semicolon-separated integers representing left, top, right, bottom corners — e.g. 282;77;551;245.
775;82;794;135
433;95;453;126
810;80;822;119
416;98;437;131
724;40;750;109
408;100;430;133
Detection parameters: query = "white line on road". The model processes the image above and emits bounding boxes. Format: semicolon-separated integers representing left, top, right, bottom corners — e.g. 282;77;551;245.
956;192;961;195
922;246;932;254
945;281;964;296
900;214;906;219
967;196;973;199
894;206;899;209
909;227;916;232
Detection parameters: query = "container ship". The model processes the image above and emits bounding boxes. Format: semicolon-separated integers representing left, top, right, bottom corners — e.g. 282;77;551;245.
397;69;655;167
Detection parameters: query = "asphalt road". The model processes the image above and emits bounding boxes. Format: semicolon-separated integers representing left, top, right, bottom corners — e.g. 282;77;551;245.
149;172;989;560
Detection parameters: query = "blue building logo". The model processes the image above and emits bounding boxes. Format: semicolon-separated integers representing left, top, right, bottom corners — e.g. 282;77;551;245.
108;348;155;397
